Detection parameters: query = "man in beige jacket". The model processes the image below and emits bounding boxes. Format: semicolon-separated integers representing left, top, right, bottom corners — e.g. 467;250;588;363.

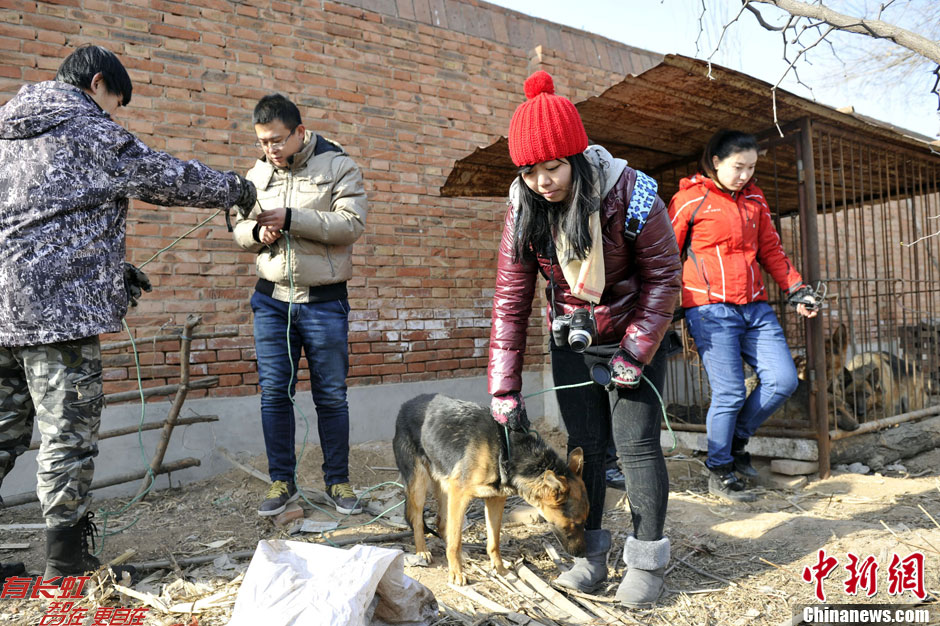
234;94;368;516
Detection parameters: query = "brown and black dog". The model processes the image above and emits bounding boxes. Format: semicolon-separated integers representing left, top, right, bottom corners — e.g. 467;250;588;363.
393;394;589;585
844;351;930;420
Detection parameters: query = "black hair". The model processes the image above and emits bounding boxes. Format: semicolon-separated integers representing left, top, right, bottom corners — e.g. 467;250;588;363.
512;152;597;263
252;93;302;128
56;45;132;107
698;129;759;181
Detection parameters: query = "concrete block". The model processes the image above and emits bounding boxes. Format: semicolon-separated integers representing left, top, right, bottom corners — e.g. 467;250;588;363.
662;431;818;461
771;459;819;476
754;471;807;490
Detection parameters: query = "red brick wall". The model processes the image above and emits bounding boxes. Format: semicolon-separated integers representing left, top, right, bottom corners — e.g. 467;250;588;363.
0;0;659;399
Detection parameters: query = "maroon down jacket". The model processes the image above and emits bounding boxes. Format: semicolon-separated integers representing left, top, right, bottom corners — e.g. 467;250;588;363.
487;167;682;396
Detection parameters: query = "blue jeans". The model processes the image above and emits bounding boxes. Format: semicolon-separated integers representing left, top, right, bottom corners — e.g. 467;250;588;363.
251;291;351;487
685;302;798;469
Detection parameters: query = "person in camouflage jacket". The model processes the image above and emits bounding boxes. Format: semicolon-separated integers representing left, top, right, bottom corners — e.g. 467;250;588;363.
0;45;256;583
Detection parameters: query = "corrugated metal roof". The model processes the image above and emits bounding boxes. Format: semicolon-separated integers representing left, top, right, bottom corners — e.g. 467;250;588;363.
441;54;940;214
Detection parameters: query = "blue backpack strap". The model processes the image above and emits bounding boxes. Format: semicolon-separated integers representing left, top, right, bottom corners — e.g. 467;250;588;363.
625;170;657;242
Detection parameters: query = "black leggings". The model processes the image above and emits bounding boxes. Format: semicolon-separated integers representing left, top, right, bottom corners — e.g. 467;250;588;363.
551;344;669;540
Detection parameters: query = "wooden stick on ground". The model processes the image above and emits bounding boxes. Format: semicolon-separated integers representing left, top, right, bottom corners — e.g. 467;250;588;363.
548;584;620;604
0;523;45;530
565;593;638;626
542;541;565;572
496;569;567;623
516;564;596;623
438;601;474;626
674;555;739;588
218;447;271;484
919;503;940;529
108;549;137;567
447;583;511;614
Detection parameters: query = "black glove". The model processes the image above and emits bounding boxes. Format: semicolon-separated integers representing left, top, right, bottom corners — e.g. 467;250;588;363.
490;391;530;432
609;349;643;390
234;174;257;219
787;283;822;311
123;263;152;307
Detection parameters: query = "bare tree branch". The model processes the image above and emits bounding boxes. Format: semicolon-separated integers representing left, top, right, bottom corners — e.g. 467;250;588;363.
749;0;940;65
744;2;784;30
694;0;708;57
738;0;940;113
705;1;752;80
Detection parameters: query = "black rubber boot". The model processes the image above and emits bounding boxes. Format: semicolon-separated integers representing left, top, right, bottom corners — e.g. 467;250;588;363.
708;463;757;503
731;437;758;478
44;512;136;584
554;529;611;593
1;561;26;584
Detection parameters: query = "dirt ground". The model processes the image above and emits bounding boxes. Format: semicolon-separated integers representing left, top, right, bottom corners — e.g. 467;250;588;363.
3;424;940;625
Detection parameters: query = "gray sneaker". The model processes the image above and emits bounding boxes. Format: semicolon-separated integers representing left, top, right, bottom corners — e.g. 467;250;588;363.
258;480;299;516
327;482;363;514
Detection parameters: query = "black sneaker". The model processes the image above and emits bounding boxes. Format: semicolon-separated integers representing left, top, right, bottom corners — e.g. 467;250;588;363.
605;466;626;490
732;451;759;478
327;482;363;515
258;480;299;516
708;465;757;503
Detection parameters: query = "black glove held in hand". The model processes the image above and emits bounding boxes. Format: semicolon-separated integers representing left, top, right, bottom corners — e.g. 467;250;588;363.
123;263;152;307
234;174;257;219
787;283;821;311
490;391;530;432
609;349;643;390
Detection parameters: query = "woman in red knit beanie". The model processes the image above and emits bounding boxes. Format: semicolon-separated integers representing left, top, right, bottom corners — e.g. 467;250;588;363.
487;70;681;608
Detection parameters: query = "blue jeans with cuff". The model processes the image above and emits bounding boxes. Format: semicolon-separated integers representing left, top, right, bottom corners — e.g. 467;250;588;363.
251;290;351;487
685;302;798;469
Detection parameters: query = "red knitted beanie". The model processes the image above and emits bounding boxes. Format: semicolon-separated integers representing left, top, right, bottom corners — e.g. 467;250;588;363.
508;71;588;167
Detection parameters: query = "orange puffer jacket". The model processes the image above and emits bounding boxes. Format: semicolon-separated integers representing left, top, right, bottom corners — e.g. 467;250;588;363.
668;174;803;309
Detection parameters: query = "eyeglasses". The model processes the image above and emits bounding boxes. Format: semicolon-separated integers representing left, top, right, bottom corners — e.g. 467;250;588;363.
255;126;297;152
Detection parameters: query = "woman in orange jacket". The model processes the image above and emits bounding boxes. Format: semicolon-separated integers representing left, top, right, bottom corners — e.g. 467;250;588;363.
669;130;820;503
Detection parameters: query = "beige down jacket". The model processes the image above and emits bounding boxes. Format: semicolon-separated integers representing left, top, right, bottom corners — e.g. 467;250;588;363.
233;131;368;302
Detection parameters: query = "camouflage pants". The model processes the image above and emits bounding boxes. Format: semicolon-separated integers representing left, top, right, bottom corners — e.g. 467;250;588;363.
0;336;103;528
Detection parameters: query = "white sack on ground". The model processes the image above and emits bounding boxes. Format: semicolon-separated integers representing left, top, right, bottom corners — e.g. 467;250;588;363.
228;540;437;626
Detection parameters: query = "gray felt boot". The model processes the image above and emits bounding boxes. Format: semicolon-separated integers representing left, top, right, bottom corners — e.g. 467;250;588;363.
554;529;611;593
616;534;670;608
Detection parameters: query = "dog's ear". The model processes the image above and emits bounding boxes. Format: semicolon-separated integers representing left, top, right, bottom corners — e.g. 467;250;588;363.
567;447;584;478
537;470;568;505
831;323;848;358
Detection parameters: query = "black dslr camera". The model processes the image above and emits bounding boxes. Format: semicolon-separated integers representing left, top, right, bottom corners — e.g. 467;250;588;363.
551;308;596;353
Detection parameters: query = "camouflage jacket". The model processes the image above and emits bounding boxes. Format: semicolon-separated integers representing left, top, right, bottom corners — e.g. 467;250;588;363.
0;81;244;347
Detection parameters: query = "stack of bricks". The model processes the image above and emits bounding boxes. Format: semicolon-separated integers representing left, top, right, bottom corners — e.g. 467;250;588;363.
0;0;658;399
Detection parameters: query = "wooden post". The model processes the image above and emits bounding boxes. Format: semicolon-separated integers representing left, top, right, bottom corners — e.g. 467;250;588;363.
28;415;219;451
2;457;201;507
797;117;831;479
136;314;201;498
